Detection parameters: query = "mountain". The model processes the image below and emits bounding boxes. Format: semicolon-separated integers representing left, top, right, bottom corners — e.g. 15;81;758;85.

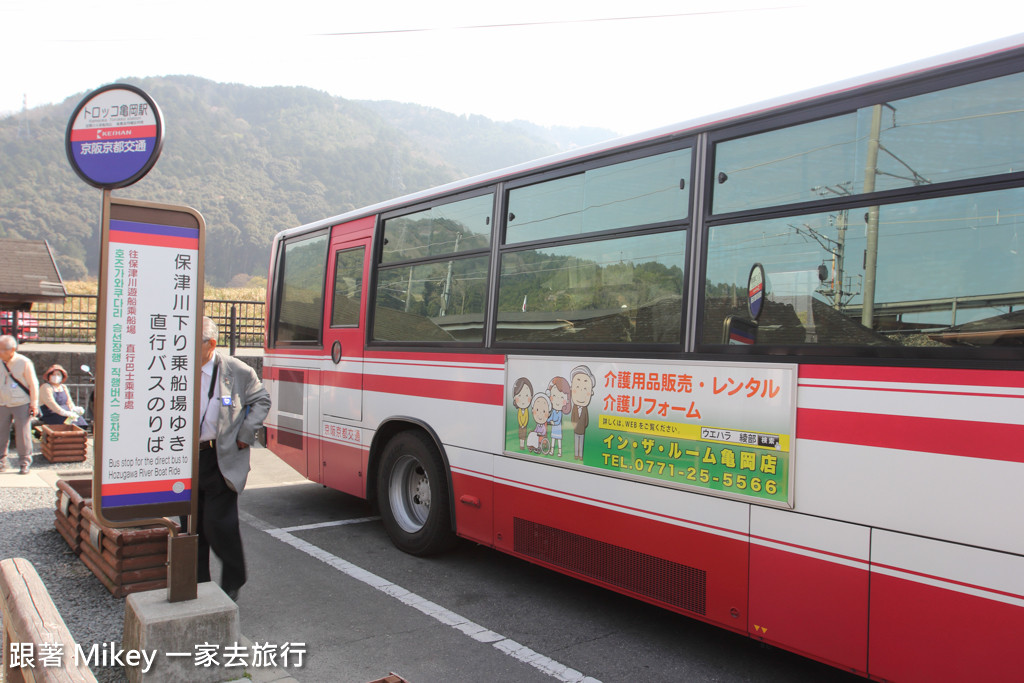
0;76;617;285
357;101;617;177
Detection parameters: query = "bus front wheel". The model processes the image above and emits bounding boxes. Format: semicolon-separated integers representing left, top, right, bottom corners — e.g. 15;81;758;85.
376;431;457;556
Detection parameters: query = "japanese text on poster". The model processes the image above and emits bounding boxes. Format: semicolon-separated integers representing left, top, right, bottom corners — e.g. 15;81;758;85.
101;219;199;509
504;357;796;507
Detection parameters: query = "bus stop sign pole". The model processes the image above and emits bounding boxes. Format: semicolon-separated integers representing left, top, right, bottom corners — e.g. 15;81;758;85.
67;84;206;603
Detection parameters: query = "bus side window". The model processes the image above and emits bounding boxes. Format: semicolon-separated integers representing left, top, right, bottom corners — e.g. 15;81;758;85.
372;192;494;344
331;247;365;328
703;188;1024;348
272;232;328;345
496;231;685;345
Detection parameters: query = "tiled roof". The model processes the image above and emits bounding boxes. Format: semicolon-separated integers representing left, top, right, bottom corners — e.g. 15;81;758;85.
0;239;66;306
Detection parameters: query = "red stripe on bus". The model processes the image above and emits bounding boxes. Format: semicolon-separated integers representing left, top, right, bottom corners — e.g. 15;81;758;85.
365;350;506;366
323;369;360;390
363;358;504;374
799;364;1024;389
870;561;1024;603
800;382;1023;401
264;367;304;383
797;408;1024;463
749;534;867;566
264;365;502;401
263;352;506;367
264;350;505;366
365;372;503;405
262;348;318;358
489;472;745;540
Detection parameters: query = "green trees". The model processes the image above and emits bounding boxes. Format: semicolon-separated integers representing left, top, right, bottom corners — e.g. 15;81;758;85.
0;76;613;285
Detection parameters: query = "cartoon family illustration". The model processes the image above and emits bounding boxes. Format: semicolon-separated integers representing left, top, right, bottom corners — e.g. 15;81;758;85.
512;365;595;462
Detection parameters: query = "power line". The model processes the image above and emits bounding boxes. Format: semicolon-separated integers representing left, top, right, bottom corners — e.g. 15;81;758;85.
314;7;799;38
13;5;799;44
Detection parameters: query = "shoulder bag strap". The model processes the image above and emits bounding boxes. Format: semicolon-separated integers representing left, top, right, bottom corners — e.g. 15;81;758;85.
2;359;31;397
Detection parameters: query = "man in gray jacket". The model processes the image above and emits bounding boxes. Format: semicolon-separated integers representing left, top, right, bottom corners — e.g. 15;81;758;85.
192;317;271;601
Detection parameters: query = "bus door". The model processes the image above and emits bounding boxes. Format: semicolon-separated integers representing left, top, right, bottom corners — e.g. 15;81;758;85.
319;219;372;495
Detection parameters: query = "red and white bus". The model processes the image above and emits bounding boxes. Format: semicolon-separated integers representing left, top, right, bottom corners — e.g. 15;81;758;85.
263;35;1024;681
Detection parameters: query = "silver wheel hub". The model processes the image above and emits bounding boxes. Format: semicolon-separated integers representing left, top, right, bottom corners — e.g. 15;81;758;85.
388;454;431;533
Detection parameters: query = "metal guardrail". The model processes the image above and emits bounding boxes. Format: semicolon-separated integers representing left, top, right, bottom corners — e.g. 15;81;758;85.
65;382;93;407
2;296;266;348
203;300;266;352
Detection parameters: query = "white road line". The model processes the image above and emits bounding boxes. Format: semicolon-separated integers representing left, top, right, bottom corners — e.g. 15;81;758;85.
244;512;600;683
277;516;381;533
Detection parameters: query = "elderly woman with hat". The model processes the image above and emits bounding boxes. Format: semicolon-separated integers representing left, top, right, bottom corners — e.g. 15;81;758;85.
39;364;87;428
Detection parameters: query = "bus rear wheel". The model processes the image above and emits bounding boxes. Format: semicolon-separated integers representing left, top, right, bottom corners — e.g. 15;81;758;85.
376;430;456;556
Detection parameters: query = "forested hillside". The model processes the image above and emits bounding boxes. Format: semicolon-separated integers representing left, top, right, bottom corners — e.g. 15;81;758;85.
0;76;615;285
359;100;618;177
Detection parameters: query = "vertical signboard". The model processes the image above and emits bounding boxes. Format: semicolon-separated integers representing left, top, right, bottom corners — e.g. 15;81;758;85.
505;356;797;508
96;196;205;522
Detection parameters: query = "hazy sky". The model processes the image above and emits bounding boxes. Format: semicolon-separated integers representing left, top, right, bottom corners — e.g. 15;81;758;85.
1;1;1020;136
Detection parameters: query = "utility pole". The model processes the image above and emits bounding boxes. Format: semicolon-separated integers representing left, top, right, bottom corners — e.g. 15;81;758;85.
405;268;414;312
813;184;853;308
17;94;30;139
440;232;461;317
834;209;847;309
861;104;883;329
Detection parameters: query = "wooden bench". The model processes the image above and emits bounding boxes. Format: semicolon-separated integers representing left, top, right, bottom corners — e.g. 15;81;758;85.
0;558;97;682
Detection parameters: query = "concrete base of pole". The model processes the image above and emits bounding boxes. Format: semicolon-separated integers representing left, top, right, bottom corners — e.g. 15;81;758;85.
122;582;239;683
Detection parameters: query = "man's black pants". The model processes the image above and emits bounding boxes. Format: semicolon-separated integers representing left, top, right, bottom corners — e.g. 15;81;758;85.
182;446;246;595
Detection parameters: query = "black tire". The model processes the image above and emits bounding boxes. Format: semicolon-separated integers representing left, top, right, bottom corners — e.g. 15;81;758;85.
376;430;457;556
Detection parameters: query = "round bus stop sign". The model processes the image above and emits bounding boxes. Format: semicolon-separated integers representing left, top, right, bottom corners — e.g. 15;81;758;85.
748;262;766;321
65;84;164;189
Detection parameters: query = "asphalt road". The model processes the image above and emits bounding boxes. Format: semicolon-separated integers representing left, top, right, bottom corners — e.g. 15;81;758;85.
233;449;865;683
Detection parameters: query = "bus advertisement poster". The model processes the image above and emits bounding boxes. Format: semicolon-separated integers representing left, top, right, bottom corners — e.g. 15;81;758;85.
505;356;797;507
95;197;205;522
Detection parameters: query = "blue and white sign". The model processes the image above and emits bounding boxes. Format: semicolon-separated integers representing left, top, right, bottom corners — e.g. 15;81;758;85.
65;84;163;189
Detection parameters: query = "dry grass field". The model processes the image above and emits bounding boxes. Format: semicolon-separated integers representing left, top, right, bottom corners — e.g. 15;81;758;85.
26;281;267;345
63;280;267;302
